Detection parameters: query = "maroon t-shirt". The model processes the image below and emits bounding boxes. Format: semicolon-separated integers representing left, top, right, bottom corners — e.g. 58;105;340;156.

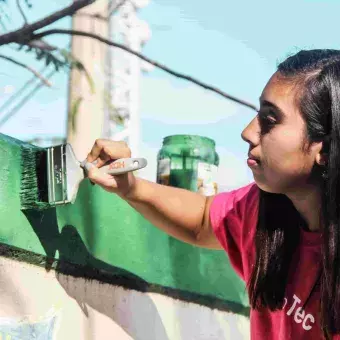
209;182;336;339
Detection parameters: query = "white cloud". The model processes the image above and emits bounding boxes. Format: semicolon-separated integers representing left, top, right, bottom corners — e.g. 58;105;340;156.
140;76;242;125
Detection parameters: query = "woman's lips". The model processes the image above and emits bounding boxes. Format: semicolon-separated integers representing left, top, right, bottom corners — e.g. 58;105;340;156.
247;153;260;168
247;158;259;167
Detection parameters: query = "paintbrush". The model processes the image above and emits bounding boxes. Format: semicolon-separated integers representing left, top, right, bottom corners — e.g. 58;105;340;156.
20;143;147;210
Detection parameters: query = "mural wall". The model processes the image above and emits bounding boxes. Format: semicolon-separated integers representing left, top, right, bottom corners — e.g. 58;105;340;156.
0;133;250;339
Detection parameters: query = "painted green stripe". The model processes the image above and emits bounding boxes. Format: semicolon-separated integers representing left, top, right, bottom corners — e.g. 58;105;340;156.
0;133;249;310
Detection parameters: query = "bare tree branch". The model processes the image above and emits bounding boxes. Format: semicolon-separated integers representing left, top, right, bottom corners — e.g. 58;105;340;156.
0;0;258;111
16;0;28;25
0;54;52;86
32;28;258;111
0;0;96;46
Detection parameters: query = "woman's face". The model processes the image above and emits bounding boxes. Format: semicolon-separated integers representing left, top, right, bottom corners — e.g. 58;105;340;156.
241;72;324;194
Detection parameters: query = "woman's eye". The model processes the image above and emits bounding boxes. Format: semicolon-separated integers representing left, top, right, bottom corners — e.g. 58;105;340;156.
257;110;277;134
260;115;276;124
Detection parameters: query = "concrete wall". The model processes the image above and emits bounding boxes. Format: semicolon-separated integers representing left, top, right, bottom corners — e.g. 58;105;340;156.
0;256;249;340
0;133;250;339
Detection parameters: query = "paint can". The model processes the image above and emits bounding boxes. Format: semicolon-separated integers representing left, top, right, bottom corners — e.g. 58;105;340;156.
156;134;219;195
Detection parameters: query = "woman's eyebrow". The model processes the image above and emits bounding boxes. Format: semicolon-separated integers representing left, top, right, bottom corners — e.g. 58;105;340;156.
259;99;285;118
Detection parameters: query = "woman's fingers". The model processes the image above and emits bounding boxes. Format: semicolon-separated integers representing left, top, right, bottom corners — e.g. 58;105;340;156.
86;139;131;166
87;166;118;189
85;139;134;194
86;139;111;163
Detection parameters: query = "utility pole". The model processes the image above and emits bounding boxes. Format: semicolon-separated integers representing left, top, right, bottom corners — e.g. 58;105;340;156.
67;0;110;160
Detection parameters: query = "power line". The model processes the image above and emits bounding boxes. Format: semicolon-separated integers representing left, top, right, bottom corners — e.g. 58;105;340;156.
0;64;52;116
0;42;71;123
0;69;56;128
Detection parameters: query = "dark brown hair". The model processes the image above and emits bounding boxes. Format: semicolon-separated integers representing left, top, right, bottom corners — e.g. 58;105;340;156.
247;49;340;339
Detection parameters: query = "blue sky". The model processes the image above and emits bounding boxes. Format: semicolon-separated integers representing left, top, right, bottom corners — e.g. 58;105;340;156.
1;0;340;190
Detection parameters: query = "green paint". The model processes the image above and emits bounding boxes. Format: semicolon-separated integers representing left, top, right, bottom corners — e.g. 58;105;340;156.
0;133;249;312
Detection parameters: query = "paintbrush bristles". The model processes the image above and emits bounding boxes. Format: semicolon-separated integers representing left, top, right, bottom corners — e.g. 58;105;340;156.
20;146;53;210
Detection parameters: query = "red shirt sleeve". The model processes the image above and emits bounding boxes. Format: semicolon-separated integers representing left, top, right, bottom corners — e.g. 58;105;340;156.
209;182;259;281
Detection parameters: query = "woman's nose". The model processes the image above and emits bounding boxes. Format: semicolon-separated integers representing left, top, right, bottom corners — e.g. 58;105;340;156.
241;116;260;147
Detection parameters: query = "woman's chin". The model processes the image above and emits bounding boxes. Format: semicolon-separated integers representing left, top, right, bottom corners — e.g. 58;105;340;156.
253;176;283;194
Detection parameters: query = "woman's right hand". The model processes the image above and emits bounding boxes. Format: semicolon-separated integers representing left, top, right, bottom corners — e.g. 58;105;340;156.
85;139;137;198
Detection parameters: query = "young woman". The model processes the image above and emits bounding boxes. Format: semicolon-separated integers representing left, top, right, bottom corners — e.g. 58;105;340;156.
86;49;340;339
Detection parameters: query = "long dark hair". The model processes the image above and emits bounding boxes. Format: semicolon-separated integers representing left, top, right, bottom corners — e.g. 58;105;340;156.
247;49;340;339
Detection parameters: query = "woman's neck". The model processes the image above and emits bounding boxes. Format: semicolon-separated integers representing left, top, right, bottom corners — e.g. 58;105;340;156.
286;185;322;232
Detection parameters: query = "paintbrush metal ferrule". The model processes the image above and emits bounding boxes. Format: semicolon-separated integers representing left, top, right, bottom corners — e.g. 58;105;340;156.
46;145;67;205
47;144;84;205
20;143;86;209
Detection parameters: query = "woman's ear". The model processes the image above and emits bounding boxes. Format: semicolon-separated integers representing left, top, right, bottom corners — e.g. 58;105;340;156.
316;152;328;166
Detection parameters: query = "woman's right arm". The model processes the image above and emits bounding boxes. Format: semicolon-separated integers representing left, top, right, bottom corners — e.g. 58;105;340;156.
122;177;223;249
86;139;223;250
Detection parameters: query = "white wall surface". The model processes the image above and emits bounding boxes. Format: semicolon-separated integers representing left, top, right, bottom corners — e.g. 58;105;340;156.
0;256;250;340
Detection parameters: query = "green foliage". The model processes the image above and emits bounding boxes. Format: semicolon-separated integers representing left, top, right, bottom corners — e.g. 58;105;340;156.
0;0;128;127
20;45;66;70
17;45;95;93
0;0;95;95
